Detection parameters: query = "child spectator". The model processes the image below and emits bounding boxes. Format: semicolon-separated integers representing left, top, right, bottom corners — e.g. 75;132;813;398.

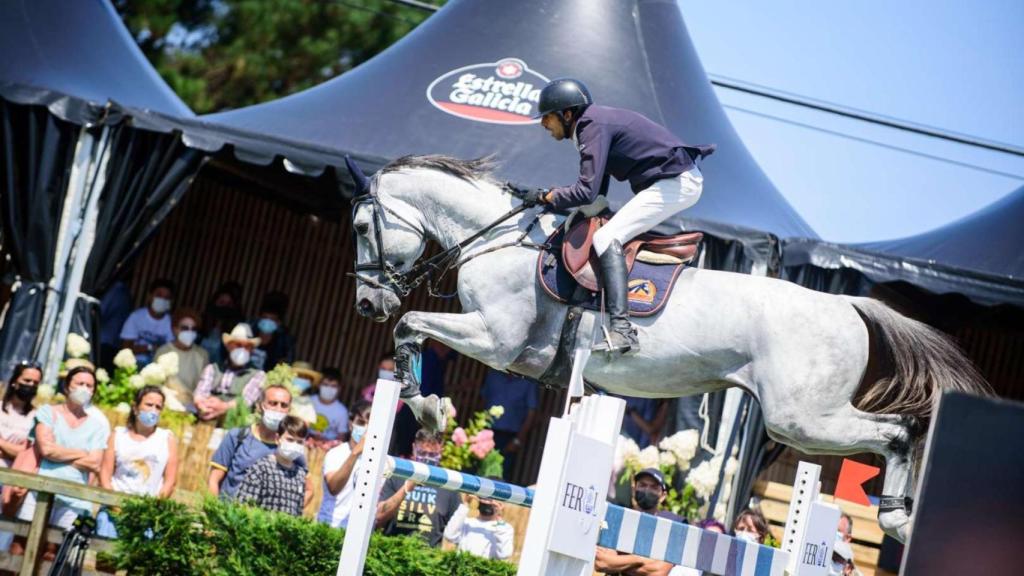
251;291;295;371
236;415;309;516
443;491;515;560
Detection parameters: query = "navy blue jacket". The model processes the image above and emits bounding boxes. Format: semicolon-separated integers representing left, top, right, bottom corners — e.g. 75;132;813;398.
548;105;714;210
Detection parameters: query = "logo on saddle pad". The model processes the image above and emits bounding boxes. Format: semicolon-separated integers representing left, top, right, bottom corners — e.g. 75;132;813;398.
427;58;550;125
628;279;656;304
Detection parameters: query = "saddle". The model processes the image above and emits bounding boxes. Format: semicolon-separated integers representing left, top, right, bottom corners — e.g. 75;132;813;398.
562;216;703;292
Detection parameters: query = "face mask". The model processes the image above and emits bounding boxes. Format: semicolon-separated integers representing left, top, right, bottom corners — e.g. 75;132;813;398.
634;489;660;511
735;530;759;543
478;502;496;517
230;347;251;367
378;369;395;381
137;409;160;428
350;424;366;444
277;440;305;462
177;329;198;347
292;377;311;394
262;409;287;431
68;386;93;408
829;561;846;575
13;385;37;402
151;297;172;315
319;385;338;402
257;318;278;334
413;448;441;466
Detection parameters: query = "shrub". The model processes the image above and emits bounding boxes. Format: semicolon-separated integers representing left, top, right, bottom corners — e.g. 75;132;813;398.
111;496;517;576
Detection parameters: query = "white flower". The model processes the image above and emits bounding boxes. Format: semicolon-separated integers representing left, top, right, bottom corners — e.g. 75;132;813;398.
161;386;188;412
614;435;640;473
659;429;699;471
685;456;723;501
128;374;146;389
637;446;660;470
489;405;505;419
156;352;179;377
723;457;739;479
139;363;167;386
659;450;677;469
36;384;56;404
720;481;732;503
95;368;110;385
115;402;131;415
65;333;91;359
291;398;317;424
713;502;727;522
113;349;137;370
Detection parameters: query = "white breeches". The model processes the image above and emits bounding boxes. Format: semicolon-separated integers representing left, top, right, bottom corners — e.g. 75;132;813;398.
592;166;703;256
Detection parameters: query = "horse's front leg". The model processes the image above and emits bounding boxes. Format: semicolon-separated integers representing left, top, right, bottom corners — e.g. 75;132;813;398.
391;310;497;433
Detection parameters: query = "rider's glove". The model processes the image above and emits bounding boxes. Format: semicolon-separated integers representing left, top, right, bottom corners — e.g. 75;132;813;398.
516;187;549;208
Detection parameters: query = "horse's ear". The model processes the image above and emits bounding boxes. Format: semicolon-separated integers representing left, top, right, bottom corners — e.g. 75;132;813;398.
345;155;371;195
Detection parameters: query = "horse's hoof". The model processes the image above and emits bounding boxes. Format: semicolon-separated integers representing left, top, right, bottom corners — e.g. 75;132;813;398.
417;394;452;434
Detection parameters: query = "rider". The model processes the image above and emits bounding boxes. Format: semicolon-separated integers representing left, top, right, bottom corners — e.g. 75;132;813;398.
519;79;714;354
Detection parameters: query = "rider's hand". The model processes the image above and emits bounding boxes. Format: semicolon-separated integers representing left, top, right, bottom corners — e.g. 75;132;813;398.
511;185;549;208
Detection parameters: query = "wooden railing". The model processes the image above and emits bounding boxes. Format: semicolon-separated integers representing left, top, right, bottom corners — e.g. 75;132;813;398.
0;467;124;576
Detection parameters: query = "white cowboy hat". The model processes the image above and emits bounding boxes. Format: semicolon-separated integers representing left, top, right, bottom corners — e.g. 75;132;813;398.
222;323;261;346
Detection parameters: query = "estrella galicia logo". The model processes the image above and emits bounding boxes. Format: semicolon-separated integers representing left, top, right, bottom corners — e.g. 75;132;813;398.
426;58;550;125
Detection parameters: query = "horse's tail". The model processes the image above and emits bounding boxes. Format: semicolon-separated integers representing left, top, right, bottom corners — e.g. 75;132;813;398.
846;296;993;431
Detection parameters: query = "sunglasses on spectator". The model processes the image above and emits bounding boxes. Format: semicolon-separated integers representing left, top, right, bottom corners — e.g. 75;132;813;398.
15;360;41;370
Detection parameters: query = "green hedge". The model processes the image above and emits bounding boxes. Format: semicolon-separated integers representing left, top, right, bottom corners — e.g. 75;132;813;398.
110;497;517;576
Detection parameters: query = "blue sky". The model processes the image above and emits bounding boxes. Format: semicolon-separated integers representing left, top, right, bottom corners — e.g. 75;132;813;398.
679;1;1024;242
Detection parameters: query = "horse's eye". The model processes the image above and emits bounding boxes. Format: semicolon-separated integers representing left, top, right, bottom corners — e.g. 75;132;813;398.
354;222;369;235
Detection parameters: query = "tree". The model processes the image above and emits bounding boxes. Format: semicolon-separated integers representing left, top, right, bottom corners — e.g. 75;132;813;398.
114;0;439;113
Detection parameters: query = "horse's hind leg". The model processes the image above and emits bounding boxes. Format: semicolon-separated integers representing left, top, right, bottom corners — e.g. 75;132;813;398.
764;404;916;542
391;310;499;433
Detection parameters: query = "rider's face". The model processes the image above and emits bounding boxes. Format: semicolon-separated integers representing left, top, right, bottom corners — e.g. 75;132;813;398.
541;112;566;140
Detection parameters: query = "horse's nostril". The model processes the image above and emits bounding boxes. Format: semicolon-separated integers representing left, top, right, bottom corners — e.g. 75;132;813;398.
358;299;374;315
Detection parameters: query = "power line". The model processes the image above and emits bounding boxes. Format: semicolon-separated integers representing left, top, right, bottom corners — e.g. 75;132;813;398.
722;103;1024;181
710;74;1024;158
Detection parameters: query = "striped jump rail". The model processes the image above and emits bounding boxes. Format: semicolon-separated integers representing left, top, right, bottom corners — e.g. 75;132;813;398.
385;457;789;576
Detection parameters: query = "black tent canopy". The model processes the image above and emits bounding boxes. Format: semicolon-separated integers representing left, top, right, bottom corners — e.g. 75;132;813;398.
783;184;1024;307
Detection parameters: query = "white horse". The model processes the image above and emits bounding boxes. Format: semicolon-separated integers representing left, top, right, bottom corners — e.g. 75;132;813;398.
346;155;990;542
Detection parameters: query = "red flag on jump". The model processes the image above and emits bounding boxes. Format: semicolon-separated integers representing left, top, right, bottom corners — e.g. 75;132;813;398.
835;458;881;506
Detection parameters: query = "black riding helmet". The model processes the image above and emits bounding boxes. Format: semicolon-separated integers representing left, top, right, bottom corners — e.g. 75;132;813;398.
533;78;592;119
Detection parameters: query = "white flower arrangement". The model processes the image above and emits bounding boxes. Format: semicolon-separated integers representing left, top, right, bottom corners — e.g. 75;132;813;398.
659;429;699;471
637;445;661;470
685;455;724;501
161;386;188;413
155;352;179;377
291;397;318;424
113;348;137;370
65;333;91;359
95;368;110;385
139;363;167;386
36;384;56;404
114;402;132;415
613;434;640;474
128;374;146;389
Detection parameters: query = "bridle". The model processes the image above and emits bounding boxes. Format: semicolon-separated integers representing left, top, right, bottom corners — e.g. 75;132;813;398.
349;179;533;299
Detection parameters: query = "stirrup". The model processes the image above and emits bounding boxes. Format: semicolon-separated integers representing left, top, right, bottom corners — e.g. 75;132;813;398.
593;324;638;354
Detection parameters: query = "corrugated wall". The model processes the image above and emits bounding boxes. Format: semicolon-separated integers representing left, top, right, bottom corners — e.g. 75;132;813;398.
126;174;565;485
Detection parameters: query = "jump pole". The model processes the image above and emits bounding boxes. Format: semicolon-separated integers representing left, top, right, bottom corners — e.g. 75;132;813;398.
336;379;834;576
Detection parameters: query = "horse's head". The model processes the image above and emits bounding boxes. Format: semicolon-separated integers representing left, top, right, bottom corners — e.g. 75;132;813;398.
347;158;427;322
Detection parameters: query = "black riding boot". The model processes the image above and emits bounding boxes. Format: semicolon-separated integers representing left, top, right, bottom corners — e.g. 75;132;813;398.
594;240;639;354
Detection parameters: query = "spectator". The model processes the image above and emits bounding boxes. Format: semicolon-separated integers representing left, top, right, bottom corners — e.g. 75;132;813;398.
376;430;461;547
237;415;309;516
97;386;178;537
595;468;681;575
695;518;726;533
119;278;176;366
361;353;417;457
291;361;320;397
732;508;771;544
155;307;209;403
480;369;538;480
0;363;39;468
193;323;266;423
207;384;309;499
318;400;370;528
12;366;109;558
359;353;397;403
443;490;515;560
200;282;244;365
837;511;853;543
251;291;295;371
831;539;858;575
98;279;132;372
309;367;349;449
621;396;669;449
0;363;39;551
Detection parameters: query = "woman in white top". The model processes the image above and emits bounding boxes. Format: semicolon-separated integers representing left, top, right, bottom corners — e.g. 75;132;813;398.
97;385;177;537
